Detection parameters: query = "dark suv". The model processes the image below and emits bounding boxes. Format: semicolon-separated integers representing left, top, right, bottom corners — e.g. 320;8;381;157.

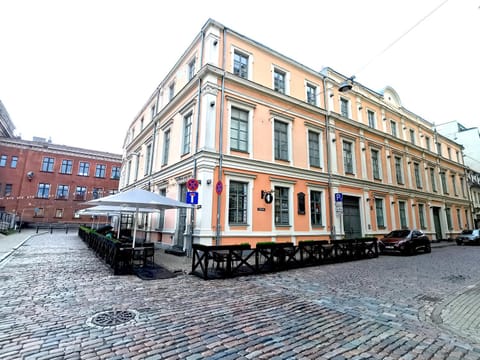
379;229;431;255
456;229;480;245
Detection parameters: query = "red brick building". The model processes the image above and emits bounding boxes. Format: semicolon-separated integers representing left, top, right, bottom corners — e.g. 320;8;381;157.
0;137;122;226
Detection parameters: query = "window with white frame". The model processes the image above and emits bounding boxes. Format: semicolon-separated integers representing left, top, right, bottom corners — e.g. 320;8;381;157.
414;163;422;188
151;104;156;121
440;171;448;194
233;50;249;79
60;160;73;174
451;174;458;196
409;129;415;145
162;129;170;165
394;156;403;184
456;208;462;229
10;156;18;168
343;140;354;174
182;112;192;155
273;68;286;94
340;98;349;118
78;162;90;176
228;181;248;225
390;120;397;137
445;208;452;229
430;168;437;192
188;58;196;80
144;144;152;175
169;82;175;100
306;83;317;105
460;177;466;197
274;120;289;161
399;201;407;228
418;203;426;229
95;164;106;178
367;110;376;129
308;130;321;168
425;136;431;151
375;198;385;228
274;186;290;226
41;157;54;172
37;183;50;199
75;186;87;200
371;149;381;180
230;107;249;152
310;190;323;227
56;185;69;199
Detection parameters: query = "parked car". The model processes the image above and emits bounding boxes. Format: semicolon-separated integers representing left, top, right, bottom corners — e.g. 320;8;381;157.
379;229;431;255
456;229;480;245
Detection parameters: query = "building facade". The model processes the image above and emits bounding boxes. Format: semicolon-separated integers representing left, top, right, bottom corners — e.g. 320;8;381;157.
121;19;471;250
0;137;122;226
0;100;15;138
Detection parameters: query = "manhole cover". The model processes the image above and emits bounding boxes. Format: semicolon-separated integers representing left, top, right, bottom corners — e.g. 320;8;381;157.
416;294;442;302
87;309;138;328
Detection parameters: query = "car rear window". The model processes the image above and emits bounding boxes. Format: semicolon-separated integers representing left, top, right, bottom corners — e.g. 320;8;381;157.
461;230;473;235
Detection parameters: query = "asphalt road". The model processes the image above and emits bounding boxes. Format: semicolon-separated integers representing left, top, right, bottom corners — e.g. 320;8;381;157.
1;232;480;359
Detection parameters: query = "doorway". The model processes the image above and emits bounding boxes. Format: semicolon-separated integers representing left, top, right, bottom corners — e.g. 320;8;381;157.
175;184;188;249
432;207;442;240
343;195;362;239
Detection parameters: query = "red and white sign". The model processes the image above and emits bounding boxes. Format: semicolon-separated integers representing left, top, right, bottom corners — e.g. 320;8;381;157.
187;178;199;191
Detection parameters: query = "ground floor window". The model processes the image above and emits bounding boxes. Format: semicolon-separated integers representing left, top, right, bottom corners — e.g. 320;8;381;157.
229;181;248;224
310;190;322;226
274;186;290;225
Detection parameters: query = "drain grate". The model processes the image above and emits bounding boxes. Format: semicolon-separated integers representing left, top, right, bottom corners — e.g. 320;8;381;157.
87;309;138;328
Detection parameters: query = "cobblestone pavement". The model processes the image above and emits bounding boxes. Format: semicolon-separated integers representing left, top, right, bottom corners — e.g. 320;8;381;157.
1;233;480;359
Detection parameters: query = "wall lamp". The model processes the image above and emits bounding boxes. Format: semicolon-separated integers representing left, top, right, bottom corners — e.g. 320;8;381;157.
358;106;363;110
391;201;396;205
329;93;334;98
338;76;356;92
366;198;370;202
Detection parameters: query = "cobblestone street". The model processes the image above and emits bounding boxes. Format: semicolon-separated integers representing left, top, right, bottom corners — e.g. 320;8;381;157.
1;232;480;359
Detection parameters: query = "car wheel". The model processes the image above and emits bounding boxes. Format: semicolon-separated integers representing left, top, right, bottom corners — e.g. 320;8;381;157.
424;244;431;253
456;240;462;246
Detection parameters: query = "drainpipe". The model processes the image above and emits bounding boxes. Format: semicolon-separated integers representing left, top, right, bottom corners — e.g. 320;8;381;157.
323;77;336;240
215;27;227;245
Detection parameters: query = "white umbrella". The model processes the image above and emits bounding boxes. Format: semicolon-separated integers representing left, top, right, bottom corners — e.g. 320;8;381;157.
85;188;193;248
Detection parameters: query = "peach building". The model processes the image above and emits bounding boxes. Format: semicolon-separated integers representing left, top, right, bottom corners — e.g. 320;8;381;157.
121;19;471;250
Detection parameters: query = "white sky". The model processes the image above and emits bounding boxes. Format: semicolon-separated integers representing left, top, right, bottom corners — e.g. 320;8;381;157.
1;0;479;154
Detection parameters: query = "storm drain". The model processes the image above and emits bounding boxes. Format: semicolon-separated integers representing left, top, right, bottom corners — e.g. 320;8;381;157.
86;309;138;328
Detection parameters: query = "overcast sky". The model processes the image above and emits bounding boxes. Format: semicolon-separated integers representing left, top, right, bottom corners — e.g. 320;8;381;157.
1;0;478;154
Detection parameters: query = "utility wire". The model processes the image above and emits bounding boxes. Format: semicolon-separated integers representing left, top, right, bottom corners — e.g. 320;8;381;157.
355;0;449;76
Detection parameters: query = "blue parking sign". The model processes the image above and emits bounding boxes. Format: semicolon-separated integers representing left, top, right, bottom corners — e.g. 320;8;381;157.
335;193;343;202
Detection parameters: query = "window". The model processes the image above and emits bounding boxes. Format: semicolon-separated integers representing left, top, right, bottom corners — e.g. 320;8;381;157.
188;58;196;80
414;163;422;188
430;168;437;192
425;136;431;151
460;177;466;197
56;185;69;199
445;208;452;230
95;164;106;178
111;166;120;180
447;147;452;160
418;204;426;229
274;186;290;225
75;186;87;200
60;160;73;174
456;151;461;163
144;144;152;175
151;105;156;121
78;162;90;176
4;184;12;196
37;183;50;199
10;156;18;168
409;129;415;144
395;156;403;184
343;141;354;174
273;68;286;94
0;155;6;167
371;149;380;180
375;198;385;228
41;157;54;172
308;131;321;168
274;120;289;161
162;130;170;165
233;51;248;79
399;201;407;228
452;175;458;196
306;83;317;105
230;107;249;152
182;113;192;155
157;188;166;230
169;82;175;100
34;208;44;217
140;117;144;131
367;110;375;128
437;142;442;156
465;209;470;229
92;188;103;199
228;181;248;224
390;121;397;137
456;208;462;229
440;172;448;194
340;98;349;118
310;190;323;226
55;209;64;218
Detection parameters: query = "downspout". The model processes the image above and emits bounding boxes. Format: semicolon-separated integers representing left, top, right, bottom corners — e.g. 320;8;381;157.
215;27;227;245
323;76;336;240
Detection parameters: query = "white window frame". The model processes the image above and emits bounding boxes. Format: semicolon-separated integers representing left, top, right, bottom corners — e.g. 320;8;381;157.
375;197;386;229
224;173;255;232
272;117;293;164
227;101;254;156
271;180;295;229
342;139;356;175
305;81;318;106
370;148;382;180
306;127;324;169
308;186;327;230
231;47;253;81
367;109;376;129
272;65;290;95
339;97;351;118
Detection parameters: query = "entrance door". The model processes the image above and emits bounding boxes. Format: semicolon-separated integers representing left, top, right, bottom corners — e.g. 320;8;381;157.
343;195;362;239
432;207;442;241
175;184;188;249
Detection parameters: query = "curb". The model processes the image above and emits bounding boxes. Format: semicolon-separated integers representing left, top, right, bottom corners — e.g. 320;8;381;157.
0;232;47;265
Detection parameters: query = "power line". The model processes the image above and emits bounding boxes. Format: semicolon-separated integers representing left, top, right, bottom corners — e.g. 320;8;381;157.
355;0;450;76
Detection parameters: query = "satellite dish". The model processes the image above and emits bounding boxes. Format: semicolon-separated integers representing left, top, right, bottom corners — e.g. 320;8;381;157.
26;171;34;180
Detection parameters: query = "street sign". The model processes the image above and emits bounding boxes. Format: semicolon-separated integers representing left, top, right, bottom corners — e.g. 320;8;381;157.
334;193;343;202
215;180;223;195
335;202;344;215
187;178;199;191
186;192;198;205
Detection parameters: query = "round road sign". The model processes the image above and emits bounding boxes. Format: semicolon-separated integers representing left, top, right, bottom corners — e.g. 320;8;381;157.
187;178;199;191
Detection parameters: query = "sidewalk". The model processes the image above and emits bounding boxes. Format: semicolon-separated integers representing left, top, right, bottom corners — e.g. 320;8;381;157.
0;230;38;263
